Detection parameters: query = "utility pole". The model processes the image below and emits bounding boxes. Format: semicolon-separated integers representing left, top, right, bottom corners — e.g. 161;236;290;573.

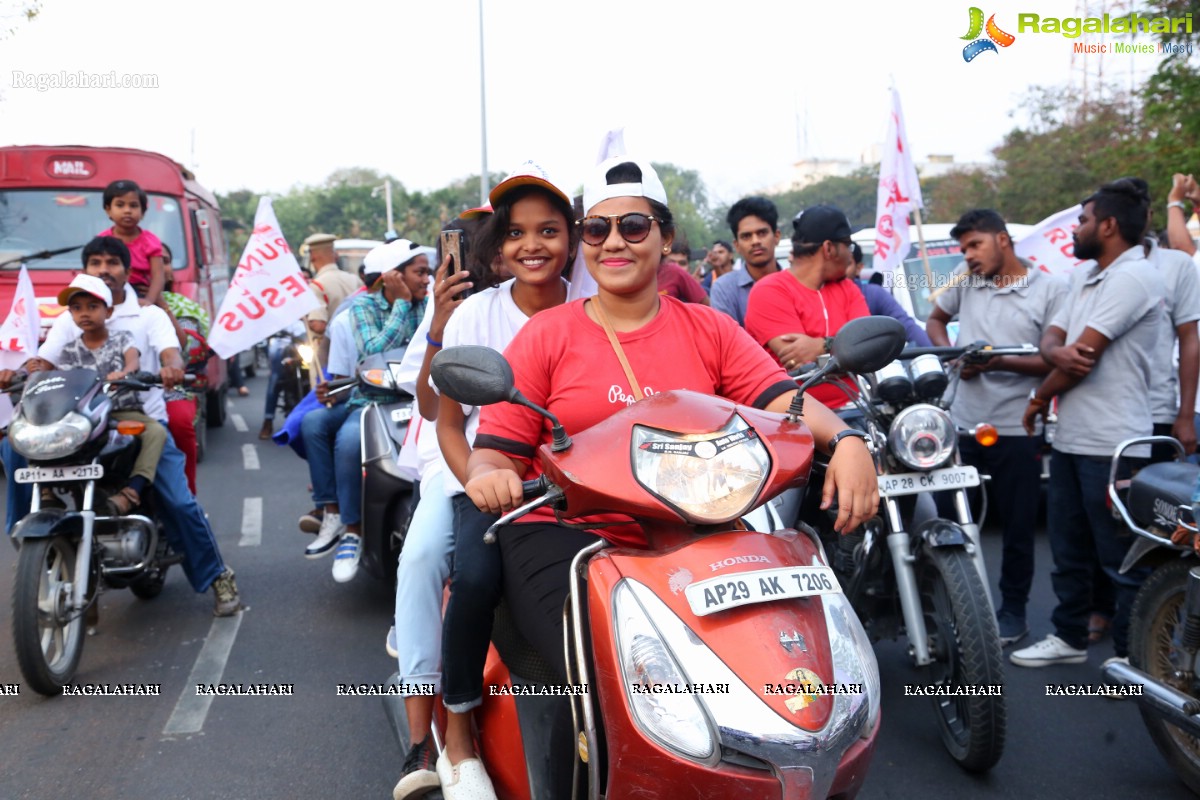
478;0;489;205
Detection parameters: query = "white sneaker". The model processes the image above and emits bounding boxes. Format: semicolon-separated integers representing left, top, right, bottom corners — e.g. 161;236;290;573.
1010;634;1087;667
305;512;344;559
437;752;497;800
331;533;362;583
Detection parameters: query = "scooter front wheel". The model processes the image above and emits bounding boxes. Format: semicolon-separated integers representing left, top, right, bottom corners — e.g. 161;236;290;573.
919;546;1007;772
1129;557;1200;795
12;536;87;696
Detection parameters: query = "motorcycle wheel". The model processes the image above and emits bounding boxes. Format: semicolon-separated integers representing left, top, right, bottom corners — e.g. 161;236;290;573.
1129;558;1200;794
12;536;87;696
919;547;1007;772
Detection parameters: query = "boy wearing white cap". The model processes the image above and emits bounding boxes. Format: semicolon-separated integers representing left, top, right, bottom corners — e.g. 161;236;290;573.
56;274;168;515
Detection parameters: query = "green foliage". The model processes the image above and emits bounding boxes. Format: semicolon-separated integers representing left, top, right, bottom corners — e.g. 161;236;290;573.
651;162;718;253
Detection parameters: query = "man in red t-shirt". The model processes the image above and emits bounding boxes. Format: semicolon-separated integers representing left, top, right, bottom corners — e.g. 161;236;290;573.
745;205;868;408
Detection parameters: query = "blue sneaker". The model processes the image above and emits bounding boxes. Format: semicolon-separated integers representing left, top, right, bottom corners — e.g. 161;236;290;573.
996;611;1029;646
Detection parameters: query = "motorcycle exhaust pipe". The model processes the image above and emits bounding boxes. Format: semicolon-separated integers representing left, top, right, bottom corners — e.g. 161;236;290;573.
1103;661;1200;738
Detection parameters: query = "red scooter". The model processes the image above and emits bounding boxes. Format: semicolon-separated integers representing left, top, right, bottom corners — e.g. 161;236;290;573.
385;317;907;800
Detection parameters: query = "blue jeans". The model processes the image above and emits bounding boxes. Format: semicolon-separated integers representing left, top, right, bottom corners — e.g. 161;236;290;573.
300;402;362;526
263;339;287;421
393;471;455;692
1047;448;1148;656
2;430;225;593
442;493;502;712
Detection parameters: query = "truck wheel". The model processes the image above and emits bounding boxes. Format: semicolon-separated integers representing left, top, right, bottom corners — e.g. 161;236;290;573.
12;536;87;696
1129;558;1200;795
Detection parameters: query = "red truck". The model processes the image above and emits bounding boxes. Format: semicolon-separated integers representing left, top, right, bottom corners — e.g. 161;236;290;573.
0;144;233;431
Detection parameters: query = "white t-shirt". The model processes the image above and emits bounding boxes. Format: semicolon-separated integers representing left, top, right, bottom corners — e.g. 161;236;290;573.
394;301;444;485
326;312;358;377
40;284;178;421
438;279;555;496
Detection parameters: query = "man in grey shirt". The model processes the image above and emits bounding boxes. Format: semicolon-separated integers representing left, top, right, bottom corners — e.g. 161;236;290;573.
1012;179;1166;669
927;209;1068;646
712;196;782;327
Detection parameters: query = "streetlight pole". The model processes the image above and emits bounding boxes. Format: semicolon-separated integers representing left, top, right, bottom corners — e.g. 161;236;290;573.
478;0;489;205
373;181;397;239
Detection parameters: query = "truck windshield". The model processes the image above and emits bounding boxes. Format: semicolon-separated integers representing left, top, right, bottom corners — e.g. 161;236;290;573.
0;189;187;270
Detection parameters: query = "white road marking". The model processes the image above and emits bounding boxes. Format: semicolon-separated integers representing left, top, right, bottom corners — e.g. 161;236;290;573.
231;413;248;433
242;444;259;470
162;612;244;735
239;497;262;547
226;399;233;410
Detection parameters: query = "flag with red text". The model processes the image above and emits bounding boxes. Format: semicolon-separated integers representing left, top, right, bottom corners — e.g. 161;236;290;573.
873;88;924;274
0;265;39;426
1014;204;1089;276
208;197;318;358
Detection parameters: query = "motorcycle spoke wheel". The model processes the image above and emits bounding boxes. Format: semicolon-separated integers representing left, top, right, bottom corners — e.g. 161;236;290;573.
919;547;1007;772
1130;559;1200;794
12;537;86;695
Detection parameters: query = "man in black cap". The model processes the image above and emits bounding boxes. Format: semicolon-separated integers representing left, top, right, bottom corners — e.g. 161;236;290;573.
745;205;868;409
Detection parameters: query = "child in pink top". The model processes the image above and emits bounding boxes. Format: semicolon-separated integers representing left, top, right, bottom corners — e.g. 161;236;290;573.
99;179;165;307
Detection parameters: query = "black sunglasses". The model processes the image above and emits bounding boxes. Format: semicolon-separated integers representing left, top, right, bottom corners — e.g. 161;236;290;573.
576;213;660;246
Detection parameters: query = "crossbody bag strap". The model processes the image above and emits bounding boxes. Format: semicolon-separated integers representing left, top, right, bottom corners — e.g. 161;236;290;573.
590;298;644;402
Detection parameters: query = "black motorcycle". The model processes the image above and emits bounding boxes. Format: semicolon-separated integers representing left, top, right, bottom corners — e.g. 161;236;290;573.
326;349;416;583
4;369;183;695
1104;436;1200;794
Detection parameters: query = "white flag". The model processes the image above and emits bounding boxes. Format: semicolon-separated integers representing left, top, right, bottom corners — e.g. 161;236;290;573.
1014;204;1090;276
208;197;319;359
873;88;924;274
567;127;627;302
0;265;40;426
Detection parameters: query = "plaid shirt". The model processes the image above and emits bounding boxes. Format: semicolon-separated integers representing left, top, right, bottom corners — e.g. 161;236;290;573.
345;290;426;408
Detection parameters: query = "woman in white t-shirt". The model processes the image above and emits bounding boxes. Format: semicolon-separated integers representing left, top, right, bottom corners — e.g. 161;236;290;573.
433;164;576;800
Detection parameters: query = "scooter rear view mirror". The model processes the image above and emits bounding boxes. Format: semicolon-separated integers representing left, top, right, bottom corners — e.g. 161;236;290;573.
829;316;907;375
431;345;515;406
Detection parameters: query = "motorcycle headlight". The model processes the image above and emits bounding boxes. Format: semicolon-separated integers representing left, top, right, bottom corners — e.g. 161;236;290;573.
888;404;956;470
632;415;771;524
10;411;93;460
297;343;313;365
613;581;715;761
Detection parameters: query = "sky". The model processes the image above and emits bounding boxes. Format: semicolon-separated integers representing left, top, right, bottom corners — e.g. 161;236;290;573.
0;0;1175;208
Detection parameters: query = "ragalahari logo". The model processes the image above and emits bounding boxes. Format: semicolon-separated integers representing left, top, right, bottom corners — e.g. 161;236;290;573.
961;7;1016;61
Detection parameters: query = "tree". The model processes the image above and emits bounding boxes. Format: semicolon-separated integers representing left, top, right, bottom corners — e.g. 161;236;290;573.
750;168;880;232
0;0;39;41
651;162;718;254
922;168;1000;223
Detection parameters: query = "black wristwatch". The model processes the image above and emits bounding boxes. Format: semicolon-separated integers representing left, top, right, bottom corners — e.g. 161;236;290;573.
829;429;872;454
822;336;835;354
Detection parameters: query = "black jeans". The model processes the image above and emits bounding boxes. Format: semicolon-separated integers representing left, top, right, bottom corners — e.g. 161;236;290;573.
441;494;501;712
959;435;1042;618
1047;449;1149;656
499;523;604;685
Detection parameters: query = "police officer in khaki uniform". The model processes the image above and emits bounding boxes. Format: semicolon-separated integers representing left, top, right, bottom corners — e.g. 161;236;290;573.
304;233;364;373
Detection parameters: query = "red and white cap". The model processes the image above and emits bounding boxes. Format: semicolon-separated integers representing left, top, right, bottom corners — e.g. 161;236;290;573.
57;274;113;307
488;161;571;208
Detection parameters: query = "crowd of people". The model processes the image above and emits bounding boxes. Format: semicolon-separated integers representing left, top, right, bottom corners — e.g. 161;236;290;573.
3;164;1200;799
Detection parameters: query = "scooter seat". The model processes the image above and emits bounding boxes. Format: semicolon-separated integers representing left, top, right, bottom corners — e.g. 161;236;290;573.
1128;461;1200;530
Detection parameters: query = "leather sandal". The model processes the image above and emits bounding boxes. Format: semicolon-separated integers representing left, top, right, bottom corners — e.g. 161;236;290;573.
106;487;141;516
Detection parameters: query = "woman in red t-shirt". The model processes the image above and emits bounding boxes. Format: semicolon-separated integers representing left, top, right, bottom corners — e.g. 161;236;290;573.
462;156;878;695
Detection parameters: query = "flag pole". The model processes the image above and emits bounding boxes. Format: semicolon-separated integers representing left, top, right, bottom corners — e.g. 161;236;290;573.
911;207;935;289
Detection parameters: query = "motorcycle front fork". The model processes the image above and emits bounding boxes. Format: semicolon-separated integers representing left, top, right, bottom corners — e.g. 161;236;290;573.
31;479;97;612
883;487;993;667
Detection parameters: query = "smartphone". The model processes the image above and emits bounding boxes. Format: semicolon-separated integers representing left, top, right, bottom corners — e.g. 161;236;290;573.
440;229;465;276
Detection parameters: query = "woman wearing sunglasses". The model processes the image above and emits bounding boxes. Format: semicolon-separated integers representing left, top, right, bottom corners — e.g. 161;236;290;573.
460;158;879;761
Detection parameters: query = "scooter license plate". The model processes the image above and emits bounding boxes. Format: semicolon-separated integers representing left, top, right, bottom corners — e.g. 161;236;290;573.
877;465;979;497
391;407;412;423
15;464;104;484
685;566;841;617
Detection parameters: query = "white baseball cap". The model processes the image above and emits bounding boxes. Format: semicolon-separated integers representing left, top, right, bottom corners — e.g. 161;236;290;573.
58;273;113;308
583;156;669;215
363;239;425;277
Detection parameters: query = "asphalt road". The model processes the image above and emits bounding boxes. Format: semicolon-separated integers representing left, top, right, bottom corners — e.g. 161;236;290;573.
0;378;1194;799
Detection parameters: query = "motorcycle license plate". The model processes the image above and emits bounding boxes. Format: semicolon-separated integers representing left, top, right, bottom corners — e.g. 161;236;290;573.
685;566;841;617
391;407;412;423
15;464;104;484
877;465;979;497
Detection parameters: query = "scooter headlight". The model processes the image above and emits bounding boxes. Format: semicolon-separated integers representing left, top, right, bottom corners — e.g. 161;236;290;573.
613;581;715;761
10;411;93;460
888;404;956;470
823;591;882;737
297;343;313;367
632;415;770;524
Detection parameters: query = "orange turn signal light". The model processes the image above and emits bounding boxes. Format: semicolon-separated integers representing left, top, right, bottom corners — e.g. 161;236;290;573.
116;420;146;435
362;369;388;387
973;423;999;447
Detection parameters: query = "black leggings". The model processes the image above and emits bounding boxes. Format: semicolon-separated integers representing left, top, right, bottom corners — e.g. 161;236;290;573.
498;523;604;684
